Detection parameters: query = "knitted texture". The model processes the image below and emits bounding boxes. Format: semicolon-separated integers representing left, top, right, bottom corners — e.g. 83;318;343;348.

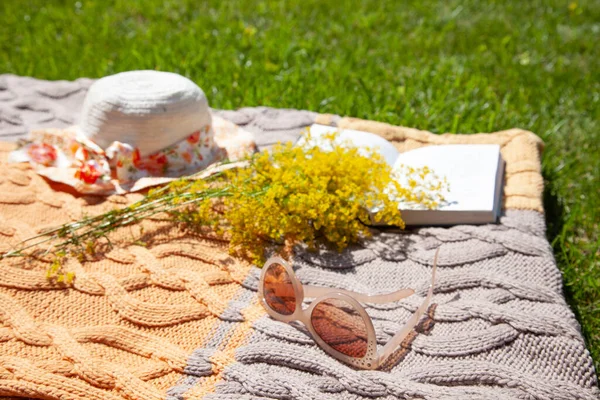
0;75;597;400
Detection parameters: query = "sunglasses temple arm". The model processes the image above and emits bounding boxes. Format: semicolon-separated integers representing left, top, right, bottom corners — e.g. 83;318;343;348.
302;285;415;303
377;250;438;365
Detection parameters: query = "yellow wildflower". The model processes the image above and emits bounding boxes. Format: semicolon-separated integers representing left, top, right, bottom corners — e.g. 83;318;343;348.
172;131;447;264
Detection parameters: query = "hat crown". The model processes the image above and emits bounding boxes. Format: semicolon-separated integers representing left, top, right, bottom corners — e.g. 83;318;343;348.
79;70;211;156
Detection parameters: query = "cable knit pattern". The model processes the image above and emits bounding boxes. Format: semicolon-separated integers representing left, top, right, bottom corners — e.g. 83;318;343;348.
0;75;597;400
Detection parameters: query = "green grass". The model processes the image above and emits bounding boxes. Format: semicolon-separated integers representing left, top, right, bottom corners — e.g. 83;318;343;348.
1;0;599;376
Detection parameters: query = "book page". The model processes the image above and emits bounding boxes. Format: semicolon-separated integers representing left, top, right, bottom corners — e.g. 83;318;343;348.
394;144;502;212
299;124;400;167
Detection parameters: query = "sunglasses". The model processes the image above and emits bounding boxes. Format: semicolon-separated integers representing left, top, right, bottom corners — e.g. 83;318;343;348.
258;249;438;370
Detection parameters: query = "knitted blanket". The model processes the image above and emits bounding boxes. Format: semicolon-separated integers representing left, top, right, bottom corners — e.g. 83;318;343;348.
0;74;597;400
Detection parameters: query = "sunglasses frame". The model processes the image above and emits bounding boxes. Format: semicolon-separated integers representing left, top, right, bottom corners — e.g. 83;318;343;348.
258;250;438;370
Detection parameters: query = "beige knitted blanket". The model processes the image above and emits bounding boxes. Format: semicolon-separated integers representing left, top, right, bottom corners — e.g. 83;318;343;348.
0;75;597;400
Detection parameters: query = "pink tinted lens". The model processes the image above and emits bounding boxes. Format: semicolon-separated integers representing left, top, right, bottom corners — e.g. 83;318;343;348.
311;298;368;358
263;263;296;315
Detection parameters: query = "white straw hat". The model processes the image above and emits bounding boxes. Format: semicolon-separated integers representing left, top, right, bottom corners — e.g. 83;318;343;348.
80;70;212;157
9;70;256;194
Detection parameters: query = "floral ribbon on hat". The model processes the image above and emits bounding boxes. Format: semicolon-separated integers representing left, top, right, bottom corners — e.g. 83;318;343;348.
9;116;257;194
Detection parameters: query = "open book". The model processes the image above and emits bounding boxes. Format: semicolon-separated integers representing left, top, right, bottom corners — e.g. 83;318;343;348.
302;124;505;226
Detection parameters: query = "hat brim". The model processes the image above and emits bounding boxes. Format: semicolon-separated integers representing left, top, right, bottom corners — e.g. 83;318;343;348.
9;116;257;195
